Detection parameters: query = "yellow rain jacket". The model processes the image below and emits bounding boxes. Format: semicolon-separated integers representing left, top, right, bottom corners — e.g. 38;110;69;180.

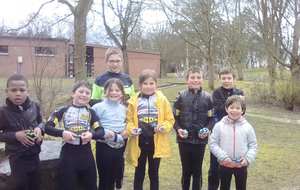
125;90;175;167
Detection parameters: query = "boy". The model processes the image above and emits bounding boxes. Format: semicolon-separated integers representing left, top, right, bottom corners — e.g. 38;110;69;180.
173;67;213;190
209;95;257;190
0;74;44;190
208;69;244;190
126;69;174;190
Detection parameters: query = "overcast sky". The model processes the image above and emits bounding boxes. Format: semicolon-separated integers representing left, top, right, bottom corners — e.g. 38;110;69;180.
0;0;166;28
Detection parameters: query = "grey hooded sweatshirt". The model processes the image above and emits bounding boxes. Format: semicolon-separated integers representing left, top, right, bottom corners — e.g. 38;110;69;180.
209;116;257;164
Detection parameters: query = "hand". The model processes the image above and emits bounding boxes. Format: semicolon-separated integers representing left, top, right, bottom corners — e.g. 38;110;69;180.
15;130;35;147
81;131;93;144
62;131;76;142
198;132;209;139
34;127;43;143
104;129;115;139
220;158;236;168
131;128;141;136
121;130;128;139
240;157;248;167
154;125;164;133
177;129;187;139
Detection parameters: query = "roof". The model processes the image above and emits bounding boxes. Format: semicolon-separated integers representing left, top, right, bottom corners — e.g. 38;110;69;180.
0;35;69;42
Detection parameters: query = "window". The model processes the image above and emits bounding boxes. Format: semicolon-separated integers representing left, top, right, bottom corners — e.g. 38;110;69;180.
34;47;56;56
0;45;8;55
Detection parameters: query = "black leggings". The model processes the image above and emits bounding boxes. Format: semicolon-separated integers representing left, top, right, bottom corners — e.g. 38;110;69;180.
58;144;97;190
96;142;126;190
219;166;247;190
134;146;161;190
9;154;40;190
208;152;220;190
178;143;206;190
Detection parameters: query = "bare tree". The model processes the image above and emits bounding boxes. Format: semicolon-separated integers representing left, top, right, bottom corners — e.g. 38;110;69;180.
101;0;144;73
159;0;222;90
59;0;93;81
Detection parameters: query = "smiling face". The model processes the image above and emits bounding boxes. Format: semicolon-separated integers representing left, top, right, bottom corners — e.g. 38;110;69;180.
72;86;91;106
220;73;234;89
107;54;123;73
105;83;123;102
6;80;29;105
226;101;243;121
187;71;203;90
140;77;157;95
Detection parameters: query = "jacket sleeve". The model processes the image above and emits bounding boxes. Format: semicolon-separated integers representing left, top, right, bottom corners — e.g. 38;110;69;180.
160;95;175;133
245;125;257;164
34;103;45;134
173;92;182;132
45;107;65;137
91;83;104;101
90;108;105;140
212;90;225;121
209;124;229;162
0;109;17;143
206;94;214;130
125;98;137;136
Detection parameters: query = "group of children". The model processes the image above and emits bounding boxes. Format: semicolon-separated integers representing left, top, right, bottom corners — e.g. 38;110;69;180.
0;64;257;190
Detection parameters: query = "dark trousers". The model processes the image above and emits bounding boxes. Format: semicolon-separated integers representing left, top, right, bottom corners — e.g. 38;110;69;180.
96;142;126;190
134;146;161;190
59;144;97;190
219;166;247;190
208;153;220;190
9;154;40;190
178;143;206;190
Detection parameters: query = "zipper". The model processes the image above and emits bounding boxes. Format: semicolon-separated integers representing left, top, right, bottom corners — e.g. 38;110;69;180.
233;123;236;159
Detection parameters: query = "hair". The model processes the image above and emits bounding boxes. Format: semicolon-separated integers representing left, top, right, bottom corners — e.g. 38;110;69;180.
72;80;91;93
6;74;28;88
218;69;236;78
185;66;203;80
138;69;157;85
225;95;246;115
104;78;125;96
104;48;123;63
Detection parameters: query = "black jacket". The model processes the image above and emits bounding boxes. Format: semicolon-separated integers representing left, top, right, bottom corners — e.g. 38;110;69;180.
173;89;213;144
212;87;244;122
0;98;43;156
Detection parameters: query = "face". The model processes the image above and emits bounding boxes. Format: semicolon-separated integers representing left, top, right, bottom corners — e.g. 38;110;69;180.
220;73;234;89
72;86;91;106
187;72;203;90
226;102;243;121
107;54;123;73
6;80;29;105
106;83;123;102
140;77;157;95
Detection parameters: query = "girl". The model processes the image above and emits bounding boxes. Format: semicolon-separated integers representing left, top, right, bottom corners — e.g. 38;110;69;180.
45;81;113;190
209;95;257;190
126;69;175;190
92;78;127;190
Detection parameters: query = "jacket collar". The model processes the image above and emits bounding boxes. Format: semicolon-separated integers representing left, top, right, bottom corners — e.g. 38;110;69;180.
6;97;31;112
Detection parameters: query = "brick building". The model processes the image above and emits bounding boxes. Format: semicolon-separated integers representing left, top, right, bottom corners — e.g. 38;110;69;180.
0;36;160;78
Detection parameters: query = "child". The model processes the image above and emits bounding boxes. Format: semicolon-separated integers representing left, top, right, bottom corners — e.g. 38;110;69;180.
91;48;135;105
0;74;44;190
209;95;257;190
45;81;113;190
208;69;244;190
173;67;213;190
126;69;174;190
92;78;127;190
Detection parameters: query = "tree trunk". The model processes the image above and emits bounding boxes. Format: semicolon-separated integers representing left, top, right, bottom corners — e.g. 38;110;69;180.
121;45;129;74
74;13;87;81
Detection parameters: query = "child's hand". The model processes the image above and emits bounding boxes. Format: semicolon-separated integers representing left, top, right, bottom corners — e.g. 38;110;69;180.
198;132;209;139
220;158;235;168
81;131;93;144
34;127;43;143
121;130;128;139
104;129;115;139
154;125;165;133
131;128;141;136
16;130;35;147
62;131;76;142
240;157;248;167
177;129;188;139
